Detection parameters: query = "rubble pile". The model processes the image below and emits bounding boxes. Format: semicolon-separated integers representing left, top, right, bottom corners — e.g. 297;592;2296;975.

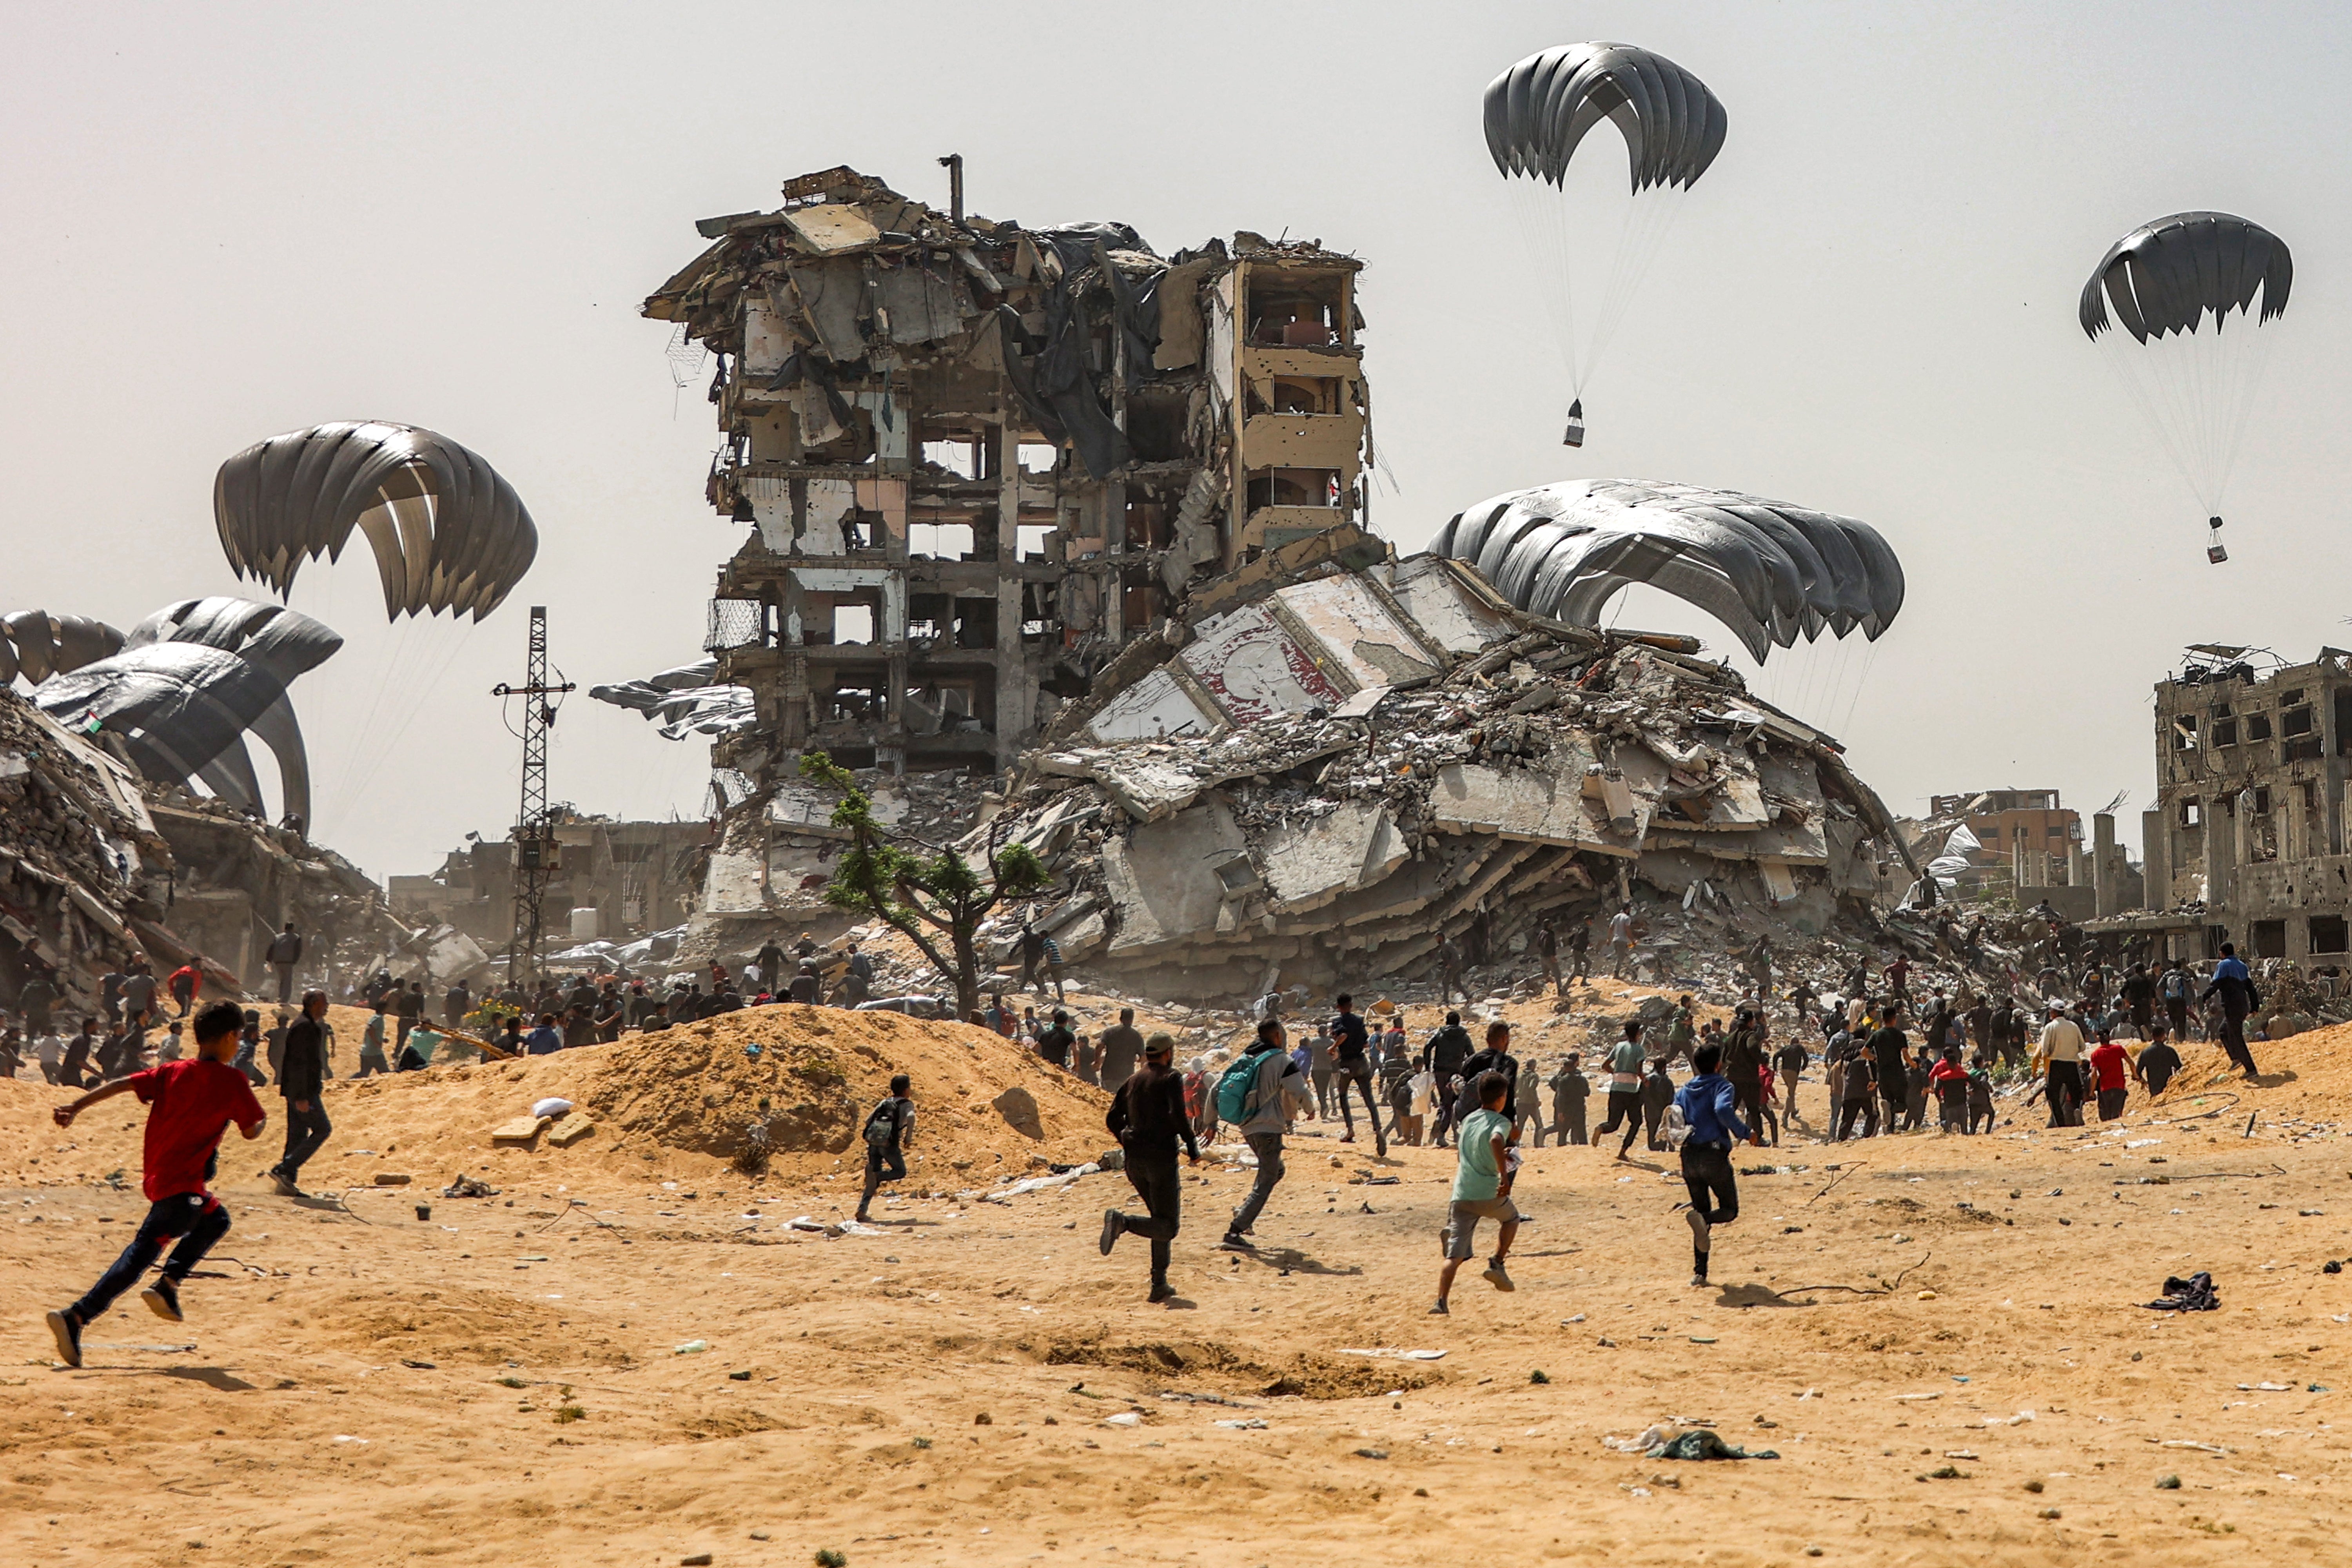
969;554;1917;1002
0;691;169;1001
0;685;410;1015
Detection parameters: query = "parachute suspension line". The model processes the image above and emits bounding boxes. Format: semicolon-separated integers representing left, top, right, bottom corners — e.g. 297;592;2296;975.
1838;639;1880;739
313;617;479;840
1506;175;1583;384
312;612;423;824
1583;185;1689;387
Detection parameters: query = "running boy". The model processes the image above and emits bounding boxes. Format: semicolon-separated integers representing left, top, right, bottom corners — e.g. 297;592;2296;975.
1673;1041;1749;1289
1431;1071;1519;1314
44;1000;265;1367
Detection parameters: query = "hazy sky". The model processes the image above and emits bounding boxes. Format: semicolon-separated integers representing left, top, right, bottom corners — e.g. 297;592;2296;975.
5;1;2347;879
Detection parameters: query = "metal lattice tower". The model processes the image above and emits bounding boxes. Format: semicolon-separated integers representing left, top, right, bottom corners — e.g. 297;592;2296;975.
494;606;573;985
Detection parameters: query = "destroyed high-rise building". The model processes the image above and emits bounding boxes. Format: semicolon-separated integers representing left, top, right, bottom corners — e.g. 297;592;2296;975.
2136;644;2352;963
639;165;1374;801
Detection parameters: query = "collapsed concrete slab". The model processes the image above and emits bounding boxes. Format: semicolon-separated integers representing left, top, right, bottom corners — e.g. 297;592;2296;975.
974;552;1916;999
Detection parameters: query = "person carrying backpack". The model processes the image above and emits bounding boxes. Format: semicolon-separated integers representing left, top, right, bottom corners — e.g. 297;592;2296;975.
2159;959;2192;1041
1216;1020;1311;1250
854;1074;915;1222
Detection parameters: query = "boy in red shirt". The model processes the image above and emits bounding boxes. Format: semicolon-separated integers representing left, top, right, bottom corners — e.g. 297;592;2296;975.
1929;1045;1971;1134
45;999;265;1368
2089;1034;2131;1122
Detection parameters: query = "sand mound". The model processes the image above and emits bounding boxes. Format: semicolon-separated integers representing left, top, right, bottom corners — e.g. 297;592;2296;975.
2146;1019;2352;1127
0;1003;1110;1193
579;1004;1112;1176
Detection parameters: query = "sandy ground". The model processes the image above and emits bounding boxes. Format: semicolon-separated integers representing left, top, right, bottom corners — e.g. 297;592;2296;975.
4;1008;2351;1567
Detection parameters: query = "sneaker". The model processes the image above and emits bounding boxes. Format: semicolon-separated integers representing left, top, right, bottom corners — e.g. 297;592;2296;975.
1684;1207;1710;1244
1148;1280;1176;1304
1218;1233;1255;1251
1375;1141;1388;1158
1690;1274;1710;1289
1428;1299;1450;1316
1481;1260;1515;1293
1339;1133;1355;1143
1098;1208;1124;1256
270;1172;301;1198
141;1278;183;1323
45;1308;82;1368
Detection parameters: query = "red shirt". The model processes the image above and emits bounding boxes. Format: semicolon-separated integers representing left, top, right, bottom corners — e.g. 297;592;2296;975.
2089;1042;2128;1091
131;1058;265;1206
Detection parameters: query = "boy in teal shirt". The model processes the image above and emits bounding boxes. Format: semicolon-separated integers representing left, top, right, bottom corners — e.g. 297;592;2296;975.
1432;1071;1520;1314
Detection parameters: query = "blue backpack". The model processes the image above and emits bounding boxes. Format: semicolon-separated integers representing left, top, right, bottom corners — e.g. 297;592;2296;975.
1214;1047;1274;1124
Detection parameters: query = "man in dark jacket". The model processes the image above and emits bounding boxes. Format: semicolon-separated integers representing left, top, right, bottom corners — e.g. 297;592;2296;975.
1452;1020;1521;1127
1869;1012;1910;1134
2200;945;2262;1078
853;1075;914;1222
266;991;332;1196
1421;1011;1475;1147
1101;1033;1201;1302
265;924;303;1004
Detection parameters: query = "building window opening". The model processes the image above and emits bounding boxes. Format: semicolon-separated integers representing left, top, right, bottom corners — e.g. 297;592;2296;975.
2173;714;2198;751
2246;712;2273;742
2179;799;2201;828
2213;719;2239;747
1271;376;1344;415
910;522;975;559
2283;704;2314;737
2312;915;2348;955
1017;524;1056;562
2251;919;2288;959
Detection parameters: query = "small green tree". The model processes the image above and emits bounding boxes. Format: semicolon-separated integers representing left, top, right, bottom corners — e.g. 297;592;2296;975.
800;752;1052;1019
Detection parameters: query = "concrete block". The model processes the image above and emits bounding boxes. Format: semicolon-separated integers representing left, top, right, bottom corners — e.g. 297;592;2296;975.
546;1115;596;1148
1087;755;1202;823
1261;801;1404;913
1086;668;1218;744
490;1116;550;1145
1430;762;1615;851
1103;800;1247;955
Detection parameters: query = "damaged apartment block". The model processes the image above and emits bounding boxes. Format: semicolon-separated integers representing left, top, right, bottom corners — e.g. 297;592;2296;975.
639;164;1373;799
2130;644;2352;966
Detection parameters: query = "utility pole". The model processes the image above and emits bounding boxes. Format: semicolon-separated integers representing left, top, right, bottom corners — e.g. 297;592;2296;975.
493;606;574;987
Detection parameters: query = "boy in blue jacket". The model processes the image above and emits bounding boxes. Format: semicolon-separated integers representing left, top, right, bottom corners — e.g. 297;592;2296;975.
1672;1041;1750;1288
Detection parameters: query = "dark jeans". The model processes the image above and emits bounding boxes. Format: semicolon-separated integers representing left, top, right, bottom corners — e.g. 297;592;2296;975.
1835;1096;1877;1140
1429;1075;1461;1145
1598;1089;1642;1154
1334;1061;1382;1146
1680;1140;1738;1275
1118;1155;1182;1279
70;1193;230;1321
2045;1060;2084;1127
858;1143;906;1215
274;964;296;1004
2096;1087;2127;1121
2165;998;2190;1040
1229;1132;1284;1236
272;1099;332;1182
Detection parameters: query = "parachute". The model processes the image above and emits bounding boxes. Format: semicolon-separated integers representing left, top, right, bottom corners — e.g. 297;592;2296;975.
1484;42;1727;445
0;611;124;686
17;599;340;826
214;421;538;620
1432;479;1903;664
2080;213;2293;562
